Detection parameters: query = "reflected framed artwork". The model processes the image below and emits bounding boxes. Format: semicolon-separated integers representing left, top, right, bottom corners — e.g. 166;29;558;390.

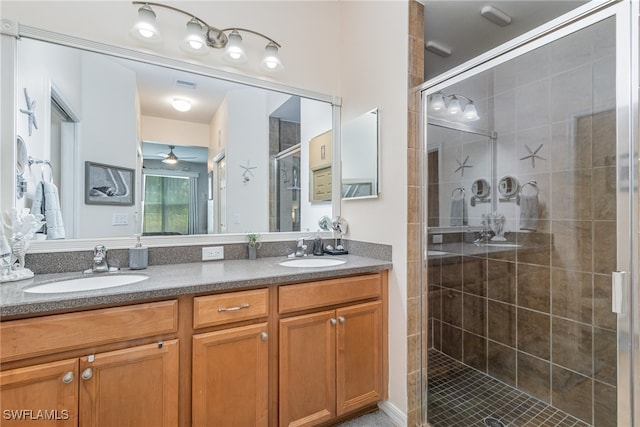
84;161;135;206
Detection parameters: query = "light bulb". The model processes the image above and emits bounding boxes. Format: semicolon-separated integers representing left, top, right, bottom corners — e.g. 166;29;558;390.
260;42;284;72
463;103;480;121
430;93;445;111
180;18;208;54
448;97;461;115
131;4;160;42
223;30;247;63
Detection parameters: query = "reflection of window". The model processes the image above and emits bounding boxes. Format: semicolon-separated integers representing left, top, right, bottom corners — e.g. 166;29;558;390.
143;175;190;235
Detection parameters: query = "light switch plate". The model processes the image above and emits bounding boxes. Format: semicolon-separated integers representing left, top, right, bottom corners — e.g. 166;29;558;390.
112;213;128;226
202;246;224;261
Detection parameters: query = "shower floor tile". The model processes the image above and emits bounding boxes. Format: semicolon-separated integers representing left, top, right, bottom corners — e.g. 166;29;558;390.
427;350;591;427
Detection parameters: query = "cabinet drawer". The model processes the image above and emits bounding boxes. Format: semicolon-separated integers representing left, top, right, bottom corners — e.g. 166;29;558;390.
279;273;381;314
1;300;178;363
193;288;269;328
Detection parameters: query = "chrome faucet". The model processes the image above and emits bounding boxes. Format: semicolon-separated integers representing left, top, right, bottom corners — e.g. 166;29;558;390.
84;245;118;273
295;237;307;257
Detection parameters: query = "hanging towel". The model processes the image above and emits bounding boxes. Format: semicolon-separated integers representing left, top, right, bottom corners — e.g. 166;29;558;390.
519;192;539;231
31;181;66;240
450;193;468;226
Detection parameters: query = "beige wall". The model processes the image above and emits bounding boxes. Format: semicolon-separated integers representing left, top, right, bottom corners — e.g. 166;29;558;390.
339;1;411;420
140;116;210;148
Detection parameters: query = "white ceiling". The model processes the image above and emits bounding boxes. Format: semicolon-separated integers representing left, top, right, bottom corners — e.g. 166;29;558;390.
423;0;589;80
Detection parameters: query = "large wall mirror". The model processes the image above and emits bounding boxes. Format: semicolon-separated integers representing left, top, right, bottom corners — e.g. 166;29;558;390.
3;31;338;248
341;109;380;199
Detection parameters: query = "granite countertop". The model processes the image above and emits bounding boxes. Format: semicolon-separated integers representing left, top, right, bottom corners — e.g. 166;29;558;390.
427;239;547;262
0;255;392;319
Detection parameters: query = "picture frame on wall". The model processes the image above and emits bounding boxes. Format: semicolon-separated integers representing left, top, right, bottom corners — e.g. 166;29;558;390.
84;161;135;206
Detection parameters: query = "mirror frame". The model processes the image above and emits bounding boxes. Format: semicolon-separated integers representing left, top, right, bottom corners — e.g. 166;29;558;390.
341;108;381;200
0;20;340;252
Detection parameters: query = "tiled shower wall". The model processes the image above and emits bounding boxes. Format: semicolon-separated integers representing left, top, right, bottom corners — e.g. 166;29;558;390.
425;18;618;427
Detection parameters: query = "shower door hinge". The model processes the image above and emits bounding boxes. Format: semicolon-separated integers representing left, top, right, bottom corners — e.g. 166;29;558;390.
611;271;627;314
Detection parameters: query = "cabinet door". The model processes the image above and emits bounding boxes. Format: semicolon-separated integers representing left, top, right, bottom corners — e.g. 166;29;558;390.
0;358;78;426
336;301;383;416
192;323;269;427
279;310;336;427
79;339;178;427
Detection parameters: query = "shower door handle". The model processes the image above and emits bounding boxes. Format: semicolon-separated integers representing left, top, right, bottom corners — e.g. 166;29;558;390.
611;271;627;314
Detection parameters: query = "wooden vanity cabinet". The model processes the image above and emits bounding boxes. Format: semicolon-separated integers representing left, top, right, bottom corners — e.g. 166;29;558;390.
278;273;387;427
191;288;270;426
78;340;179;427
0;358;79;426
0;301;179;427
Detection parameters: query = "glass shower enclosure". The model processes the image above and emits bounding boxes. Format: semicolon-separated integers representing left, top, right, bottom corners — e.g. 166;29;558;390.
419;2;638;426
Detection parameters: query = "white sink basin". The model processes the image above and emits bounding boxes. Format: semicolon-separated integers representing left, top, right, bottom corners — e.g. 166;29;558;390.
279;258;346;268
24;274;148;294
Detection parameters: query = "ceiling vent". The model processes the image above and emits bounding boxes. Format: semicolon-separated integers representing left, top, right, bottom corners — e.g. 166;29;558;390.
176;79;197;90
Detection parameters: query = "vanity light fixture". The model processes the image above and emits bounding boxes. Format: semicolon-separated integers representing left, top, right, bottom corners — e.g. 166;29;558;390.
428;92;480;122
171;98;192;112
131;2;284;72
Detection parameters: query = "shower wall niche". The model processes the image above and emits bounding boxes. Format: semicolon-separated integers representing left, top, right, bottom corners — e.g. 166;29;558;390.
424;16;617;427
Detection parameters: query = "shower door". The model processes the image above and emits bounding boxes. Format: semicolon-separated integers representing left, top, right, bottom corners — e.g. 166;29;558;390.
419;2;638;426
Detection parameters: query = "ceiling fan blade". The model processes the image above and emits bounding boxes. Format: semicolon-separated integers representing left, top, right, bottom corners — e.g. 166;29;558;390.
155;152;169;158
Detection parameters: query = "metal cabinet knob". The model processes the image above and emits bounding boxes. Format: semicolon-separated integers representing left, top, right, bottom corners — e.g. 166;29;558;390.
260;332;268;341
81;368;93;380
338;316;345;324
330;318;337;326
62;371;74;384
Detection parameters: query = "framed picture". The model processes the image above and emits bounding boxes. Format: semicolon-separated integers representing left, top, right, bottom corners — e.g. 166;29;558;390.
85;161;135;205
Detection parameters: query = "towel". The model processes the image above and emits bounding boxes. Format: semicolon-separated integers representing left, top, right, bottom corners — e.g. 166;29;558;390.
31;181;66;240
519;192;539;231
450;194;468;226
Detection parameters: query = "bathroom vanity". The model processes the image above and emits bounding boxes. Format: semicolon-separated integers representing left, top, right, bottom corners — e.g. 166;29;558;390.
0;255;390;427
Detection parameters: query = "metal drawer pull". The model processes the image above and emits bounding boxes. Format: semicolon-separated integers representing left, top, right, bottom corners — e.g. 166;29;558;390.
62;372;74;384
81;368;93;381
261;332;268;341
218;303;250;313
330;318;337;326
338;316;345;324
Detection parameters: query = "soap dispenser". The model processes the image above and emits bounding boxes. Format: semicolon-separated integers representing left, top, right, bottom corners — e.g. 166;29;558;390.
312;235;324;256
129;234;148;270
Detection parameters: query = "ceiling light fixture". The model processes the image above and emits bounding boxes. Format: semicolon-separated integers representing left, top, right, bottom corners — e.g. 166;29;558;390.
131;2;284;72
480;5;512;26
425;41;452;58
171;98;192;112
162;146;179;164
428;92;480;122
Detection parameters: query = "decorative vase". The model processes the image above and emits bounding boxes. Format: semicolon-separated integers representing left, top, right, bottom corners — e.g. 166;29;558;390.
248;246;257;260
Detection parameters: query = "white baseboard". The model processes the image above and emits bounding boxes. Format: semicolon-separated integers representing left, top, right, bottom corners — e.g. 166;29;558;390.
378;400;407;426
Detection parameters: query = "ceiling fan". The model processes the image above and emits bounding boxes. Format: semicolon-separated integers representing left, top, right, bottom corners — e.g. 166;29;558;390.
156;145;197;164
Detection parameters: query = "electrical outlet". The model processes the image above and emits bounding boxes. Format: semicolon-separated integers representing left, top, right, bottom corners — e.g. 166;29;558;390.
202;246;224;261
432;234;443;244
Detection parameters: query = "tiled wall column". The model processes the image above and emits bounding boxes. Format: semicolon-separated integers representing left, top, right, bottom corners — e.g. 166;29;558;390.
406;0;424;425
